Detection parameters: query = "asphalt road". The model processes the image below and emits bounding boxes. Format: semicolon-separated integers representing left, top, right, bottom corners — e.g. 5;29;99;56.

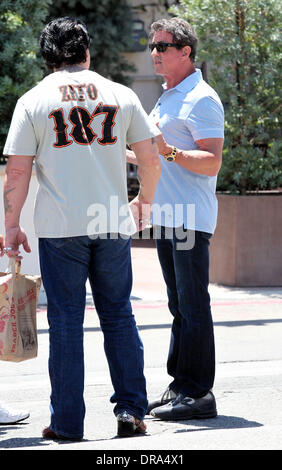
1;243;282;453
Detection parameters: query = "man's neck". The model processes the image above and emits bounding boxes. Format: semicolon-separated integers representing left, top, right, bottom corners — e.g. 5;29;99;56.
165;63;196;90
54;63;88;73
53;50;90;72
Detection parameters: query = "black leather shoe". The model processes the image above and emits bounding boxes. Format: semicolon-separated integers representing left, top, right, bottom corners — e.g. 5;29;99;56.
146;387;177;415
150;391;217;421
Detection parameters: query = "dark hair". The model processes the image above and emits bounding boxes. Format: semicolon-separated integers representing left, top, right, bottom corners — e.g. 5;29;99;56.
150;17;198;62
40;17;91;69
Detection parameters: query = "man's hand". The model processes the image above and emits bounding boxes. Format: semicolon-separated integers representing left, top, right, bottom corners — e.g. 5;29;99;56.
4;226;31;259
129;197;151;232
126;149;138;165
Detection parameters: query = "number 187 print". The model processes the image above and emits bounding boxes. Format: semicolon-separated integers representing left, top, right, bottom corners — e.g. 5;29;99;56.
49;103;119;148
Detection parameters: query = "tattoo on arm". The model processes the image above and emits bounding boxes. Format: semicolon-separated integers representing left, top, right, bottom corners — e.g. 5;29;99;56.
4;187;15;214
151;137;156;144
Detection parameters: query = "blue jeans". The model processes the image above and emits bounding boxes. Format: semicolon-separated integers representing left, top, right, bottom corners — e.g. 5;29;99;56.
39;235;147;439
155;226;215;398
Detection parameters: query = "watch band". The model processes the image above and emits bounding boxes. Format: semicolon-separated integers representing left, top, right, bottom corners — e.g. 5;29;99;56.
164;146;177;162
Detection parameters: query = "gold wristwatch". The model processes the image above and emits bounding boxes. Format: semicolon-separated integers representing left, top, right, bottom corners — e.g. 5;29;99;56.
164;146;177;162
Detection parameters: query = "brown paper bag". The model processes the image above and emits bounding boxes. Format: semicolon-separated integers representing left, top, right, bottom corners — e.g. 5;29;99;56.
0;259;41;362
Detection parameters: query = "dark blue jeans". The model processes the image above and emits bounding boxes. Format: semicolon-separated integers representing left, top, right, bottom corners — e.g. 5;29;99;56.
155;226;215;398
39;235;147;439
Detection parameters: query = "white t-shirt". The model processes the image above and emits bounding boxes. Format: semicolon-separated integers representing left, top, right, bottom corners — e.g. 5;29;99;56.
4;69;160;237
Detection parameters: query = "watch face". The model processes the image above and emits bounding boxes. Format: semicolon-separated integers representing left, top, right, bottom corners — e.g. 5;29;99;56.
166;156;174;161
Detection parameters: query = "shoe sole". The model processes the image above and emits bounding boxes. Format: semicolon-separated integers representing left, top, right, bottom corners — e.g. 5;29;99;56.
152;410;217;421
0;414;30;425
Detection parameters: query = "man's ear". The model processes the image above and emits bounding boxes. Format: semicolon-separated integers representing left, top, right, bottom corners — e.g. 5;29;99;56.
181;45;191;59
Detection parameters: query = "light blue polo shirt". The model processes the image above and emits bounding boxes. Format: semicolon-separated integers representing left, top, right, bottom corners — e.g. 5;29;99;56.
151;69;224;234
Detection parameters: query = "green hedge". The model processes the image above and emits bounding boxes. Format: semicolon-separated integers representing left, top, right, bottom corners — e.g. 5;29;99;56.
0;0;135;164
171;0;282;193
0;0;52;163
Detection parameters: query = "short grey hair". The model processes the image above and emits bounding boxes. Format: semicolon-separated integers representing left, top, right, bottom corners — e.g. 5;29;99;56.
149;17;198;62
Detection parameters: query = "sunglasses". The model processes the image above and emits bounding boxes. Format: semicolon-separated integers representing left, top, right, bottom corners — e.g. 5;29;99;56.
149;42;182;53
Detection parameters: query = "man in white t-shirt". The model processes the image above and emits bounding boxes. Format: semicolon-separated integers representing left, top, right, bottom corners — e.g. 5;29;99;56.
3;17;161;440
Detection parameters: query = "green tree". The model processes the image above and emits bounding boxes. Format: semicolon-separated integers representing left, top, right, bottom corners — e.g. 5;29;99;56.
0;0;52;163
47;0;135;86
171;0;282;193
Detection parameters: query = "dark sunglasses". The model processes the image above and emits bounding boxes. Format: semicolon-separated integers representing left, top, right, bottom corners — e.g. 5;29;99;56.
149;42;182;53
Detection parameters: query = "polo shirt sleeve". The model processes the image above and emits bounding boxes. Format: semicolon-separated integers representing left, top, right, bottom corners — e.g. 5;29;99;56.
126;91;161;145
3;100;37;156
186;96;224;141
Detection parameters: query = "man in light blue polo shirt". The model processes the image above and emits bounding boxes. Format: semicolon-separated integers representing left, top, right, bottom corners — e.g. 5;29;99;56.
142;17;224;421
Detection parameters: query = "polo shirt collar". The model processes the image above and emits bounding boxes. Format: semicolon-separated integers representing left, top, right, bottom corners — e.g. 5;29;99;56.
162;68;202;93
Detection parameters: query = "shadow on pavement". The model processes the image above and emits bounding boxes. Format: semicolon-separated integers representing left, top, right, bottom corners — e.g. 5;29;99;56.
0;434;95;449
0;415;263;449
170;415;263;432
36;317;282;336
0;434;146;449
0;436;49;449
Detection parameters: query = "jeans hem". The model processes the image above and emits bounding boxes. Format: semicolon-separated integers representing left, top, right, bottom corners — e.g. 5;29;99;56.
50;425;83;440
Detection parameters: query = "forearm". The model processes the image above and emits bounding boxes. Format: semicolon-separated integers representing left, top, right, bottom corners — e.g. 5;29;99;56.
174;148;222;176
4;156;33;229
156;135;223;177
136;159;161;204
127;141;219;175
126;148;160;202
130;139;161;204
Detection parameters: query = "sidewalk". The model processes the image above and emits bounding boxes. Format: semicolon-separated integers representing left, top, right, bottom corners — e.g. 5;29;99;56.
1;240;282;451
130;239;282;303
